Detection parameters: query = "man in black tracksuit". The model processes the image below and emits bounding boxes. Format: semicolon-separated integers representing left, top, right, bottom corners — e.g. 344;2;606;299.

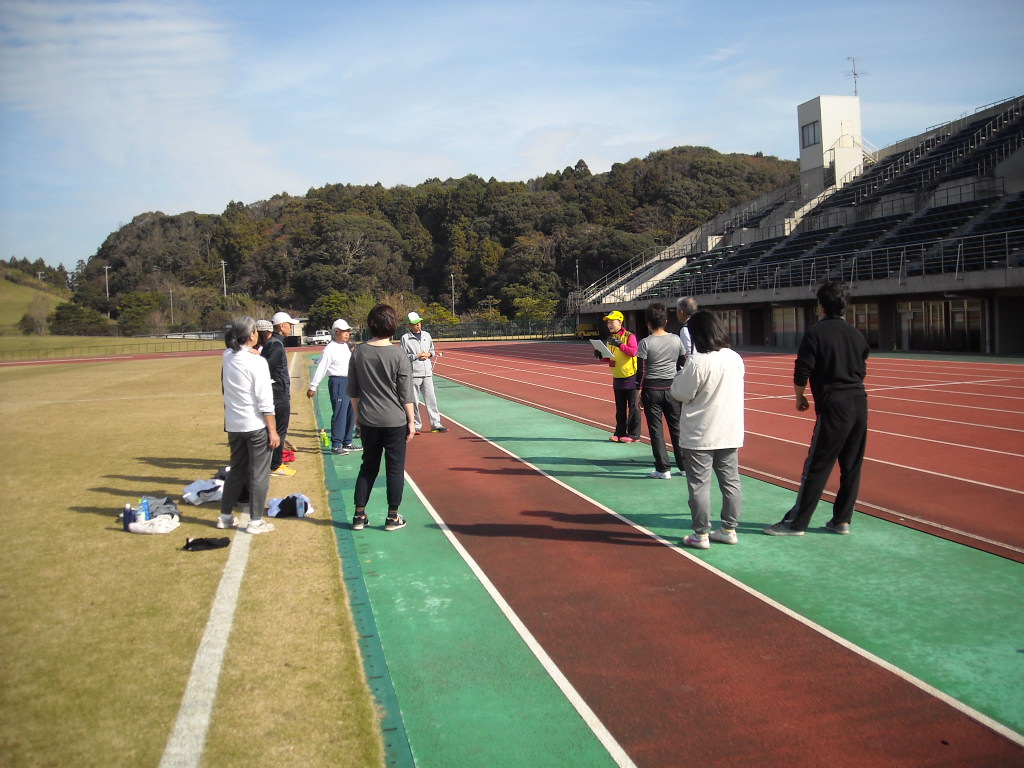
262;311;296;476
764;281;869;536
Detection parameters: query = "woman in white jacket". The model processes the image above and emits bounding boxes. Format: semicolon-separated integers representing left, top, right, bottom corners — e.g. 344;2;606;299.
670;310;745;549
219;316;280;534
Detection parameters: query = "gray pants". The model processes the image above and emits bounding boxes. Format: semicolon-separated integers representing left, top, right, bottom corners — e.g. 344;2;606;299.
221;428;272;521
682;448;742;534
411;376;442;431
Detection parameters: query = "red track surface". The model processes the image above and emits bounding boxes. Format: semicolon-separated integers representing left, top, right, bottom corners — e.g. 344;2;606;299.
432;342;1024;562
406;422;1024;766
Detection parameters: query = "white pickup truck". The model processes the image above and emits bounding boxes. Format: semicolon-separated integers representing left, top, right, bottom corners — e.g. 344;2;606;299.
304;329;331;345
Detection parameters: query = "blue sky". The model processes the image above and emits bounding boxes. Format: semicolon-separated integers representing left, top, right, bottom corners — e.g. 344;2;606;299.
1;0;1022;270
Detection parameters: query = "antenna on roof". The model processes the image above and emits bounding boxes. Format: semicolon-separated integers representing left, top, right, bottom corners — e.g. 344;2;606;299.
846;57;868;97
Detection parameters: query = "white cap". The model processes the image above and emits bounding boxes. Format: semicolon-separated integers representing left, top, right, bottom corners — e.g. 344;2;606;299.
332;318;351;331
407;311;422;324
271;311;298;325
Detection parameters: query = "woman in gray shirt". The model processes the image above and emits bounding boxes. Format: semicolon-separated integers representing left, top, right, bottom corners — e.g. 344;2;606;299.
348;304;416;531
636;303;687;479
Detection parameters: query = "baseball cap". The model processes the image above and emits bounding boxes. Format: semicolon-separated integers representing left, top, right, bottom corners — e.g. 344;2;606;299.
332;319;351;331
407;312;423;324
271;311;298;325
602;310;624;322
255;319;273;332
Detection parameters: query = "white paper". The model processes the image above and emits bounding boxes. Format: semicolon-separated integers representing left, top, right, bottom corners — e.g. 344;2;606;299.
590;338;614;359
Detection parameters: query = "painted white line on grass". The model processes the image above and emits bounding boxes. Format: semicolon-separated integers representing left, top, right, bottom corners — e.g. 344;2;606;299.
436;417;1024;748
159;532;251;768
159;351;303;767
405;473;638;768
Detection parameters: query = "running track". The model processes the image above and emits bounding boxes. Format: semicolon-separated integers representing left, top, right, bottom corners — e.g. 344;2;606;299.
309;343;1024;767
430;341;1024;562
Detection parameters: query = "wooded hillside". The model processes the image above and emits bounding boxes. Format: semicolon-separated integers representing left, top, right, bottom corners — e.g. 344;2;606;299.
59;145;797;334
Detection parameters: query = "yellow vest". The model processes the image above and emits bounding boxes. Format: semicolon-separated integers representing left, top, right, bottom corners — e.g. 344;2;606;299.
610;331;636;378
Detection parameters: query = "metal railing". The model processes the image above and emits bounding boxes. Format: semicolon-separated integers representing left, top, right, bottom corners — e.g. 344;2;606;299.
635;227;1024;301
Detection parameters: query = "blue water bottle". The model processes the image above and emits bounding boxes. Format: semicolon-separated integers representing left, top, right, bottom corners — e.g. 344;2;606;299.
138;498;150;522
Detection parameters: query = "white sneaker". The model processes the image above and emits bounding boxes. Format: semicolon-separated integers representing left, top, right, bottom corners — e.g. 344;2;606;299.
683;533;710;550
649;469;671;479
709;528;738;545
216;514;238;530
246;519;275;534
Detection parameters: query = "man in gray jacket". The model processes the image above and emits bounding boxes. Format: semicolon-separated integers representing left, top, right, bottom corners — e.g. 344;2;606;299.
400;312;448;434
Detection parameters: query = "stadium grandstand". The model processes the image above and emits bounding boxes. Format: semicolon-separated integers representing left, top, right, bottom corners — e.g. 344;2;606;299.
574;94;1024;354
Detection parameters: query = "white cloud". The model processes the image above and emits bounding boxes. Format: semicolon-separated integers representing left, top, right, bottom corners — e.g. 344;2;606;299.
2;0;1024;268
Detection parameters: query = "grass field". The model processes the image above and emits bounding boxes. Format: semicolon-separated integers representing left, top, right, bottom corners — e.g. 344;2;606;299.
0;274;67;336
0;334;224;359
0;352;384;767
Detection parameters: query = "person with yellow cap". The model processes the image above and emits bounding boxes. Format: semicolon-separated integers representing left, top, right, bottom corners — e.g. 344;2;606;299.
595;310;640;442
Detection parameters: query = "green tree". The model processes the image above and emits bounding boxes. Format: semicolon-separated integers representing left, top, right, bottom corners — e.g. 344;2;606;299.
473;296;508;324
117;291;164;336
307;291;379;333
512;296;557;322
421;302;458;328
17;295;51;335
49;302;114;336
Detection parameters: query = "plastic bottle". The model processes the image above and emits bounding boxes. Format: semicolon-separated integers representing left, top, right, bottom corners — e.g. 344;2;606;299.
123;504;136;532
138;497;150;521
319;429;329;448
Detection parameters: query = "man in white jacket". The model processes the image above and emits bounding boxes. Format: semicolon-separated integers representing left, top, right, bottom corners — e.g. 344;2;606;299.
671;310;745;549
307;319;360;454
400;312;448;434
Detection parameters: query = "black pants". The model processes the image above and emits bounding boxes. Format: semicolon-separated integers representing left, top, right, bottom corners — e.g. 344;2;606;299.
271;393;290;470
613;386;640;439
354;424;408;513
788;394;868;531
641;385;684;473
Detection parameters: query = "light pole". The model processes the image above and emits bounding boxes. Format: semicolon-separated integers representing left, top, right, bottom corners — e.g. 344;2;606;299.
220;260;227;297
169;288;174;326
450;273;455;318
103;265;110;298
575;259;580;327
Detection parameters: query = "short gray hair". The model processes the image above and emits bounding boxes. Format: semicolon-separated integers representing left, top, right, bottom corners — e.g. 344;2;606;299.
676;297;697;316
225;315;256;352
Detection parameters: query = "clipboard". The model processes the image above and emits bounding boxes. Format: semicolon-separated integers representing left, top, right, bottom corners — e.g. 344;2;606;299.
590;339;614;359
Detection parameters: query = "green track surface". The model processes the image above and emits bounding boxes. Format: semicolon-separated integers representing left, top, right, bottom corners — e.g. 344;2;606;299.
310;374;619;768
312;367;1024;765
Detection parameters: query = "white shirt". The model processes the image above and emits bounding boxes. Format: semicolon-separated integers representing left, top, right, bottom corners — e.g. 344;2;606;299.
679;323;694;357
670;348;745;450
222;348;275;433
308;340;352;391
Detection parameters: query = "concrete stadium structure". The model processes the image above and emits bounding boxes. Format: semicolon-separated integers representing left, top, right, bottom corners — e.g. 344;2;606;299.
576;94;1024;354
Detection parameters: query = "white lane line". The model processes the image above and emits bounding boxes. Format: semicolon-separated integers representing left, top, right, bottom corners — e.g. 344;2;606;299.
160;351;301;767
745;407;1024;459
440;374;1024;496
428;417;1024;749
159;533;252;768
739;465;1024;556
406;472;639;768
743;429;1024;495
